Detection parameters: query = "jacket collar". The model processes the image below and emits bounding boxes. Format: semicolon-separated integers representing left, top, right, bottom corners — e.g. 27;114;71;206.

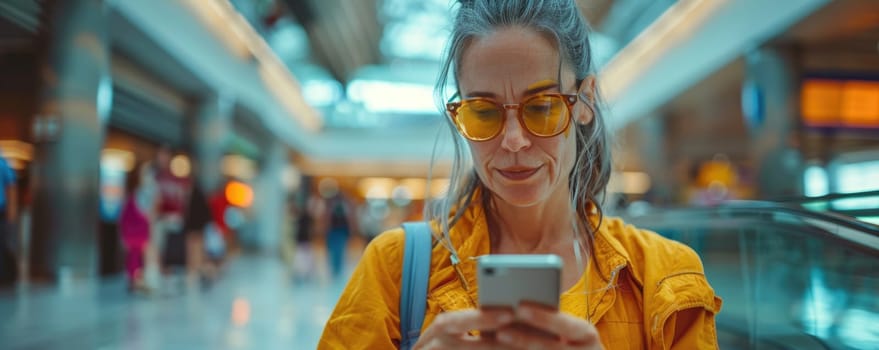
443;196;635;285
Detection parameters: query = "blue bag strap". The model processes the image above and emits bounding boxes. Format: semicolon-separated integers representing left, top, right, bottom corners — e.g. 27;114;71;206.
399;221;433;350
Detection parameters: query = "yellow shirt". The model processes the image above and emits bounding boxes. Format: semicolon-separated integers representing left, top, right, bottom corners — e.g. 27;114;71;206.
320;202;722;349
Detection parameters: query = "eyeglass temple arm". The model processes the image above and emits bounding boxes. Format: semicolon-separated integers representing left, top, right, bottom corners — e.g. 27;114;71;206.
446;91;460;104
445;92;462;114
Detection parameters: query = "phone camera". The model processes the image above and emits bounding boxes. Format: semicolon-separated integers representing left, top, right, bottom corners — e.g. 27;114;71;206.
484;267;495;276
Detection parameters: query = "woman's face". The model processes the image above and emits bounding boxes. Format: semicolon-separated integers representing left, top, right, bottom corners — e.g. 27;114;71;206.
457;27;593;207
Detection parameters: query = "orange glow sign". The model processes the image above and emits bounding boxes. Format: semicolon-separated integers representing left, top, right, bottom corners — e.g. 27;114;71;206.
225;181;254;208
802;79;879;128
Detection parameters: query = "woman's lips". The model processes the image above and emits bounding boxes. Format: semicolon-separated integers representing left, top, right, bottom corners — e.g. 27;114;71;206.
497;166;541;181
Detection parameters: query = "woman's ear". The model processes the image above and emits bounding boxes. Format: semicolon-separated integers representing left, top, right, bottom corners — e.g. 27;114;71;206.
574;75;596;125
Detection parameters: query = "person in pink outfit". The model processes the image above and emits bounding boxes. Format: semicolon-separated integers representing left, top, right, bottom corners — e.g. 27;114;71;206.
119;163;157;292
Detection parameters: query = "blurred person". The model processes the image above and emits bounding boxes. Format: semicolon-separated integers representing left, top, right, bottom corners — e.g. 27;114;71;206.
0;155;17;285
290;190;321;282
153;146;189;270
202;218;226;278
279;196;297;276
202;184;232;277
118;162;158;292
282;195;311;283
322;192;356;279
182;177;212;285
320;1;721;349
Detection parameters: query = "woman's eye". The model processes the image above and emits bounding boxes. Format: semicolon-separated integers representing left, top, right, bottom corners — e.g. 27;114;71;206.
477;108;496;114
473;107;499;118
470;104;498;117
525;104;552;114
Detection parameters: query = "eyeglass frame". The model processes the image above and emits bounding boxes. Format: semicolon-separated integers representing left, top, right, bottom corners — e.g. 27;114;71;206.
445;93;579;142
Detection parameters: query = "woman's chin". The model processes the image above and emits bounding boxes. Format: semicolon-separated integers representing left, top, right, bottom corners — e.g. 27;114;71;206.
492;186;548;208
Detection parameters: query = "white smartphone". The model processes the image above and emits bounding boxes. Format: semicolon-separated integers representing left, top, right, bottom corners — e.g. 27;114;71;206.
477;254;562;310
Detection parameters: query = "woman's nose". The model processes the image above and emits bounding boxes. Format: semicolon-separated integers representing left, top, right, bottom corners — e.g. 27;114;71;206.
499;109;530;152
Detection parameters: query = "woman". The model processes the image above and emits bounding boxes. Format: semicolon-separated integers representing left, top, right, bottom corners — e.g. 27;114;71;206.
320;0;721;348
119;162;158;292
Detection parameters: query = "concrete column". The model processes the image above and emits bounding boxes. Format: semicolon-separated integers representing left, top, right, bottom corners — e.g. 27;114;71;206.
745;46;805;199
189;94;233;192
251;141;287;250
29;0;111;282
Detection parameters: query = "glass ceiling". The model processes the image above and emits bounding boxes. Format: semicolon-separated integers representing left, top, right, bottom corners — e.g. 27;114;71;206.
229;0;678;129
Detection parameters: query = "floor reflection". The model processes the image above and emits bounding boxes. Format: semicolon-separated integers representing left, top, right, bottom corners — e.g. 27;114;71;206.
0;253;351;350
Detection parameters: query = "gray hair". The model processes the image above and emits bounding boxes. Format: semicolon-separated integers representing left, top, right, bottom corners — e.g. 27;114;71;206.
426;0;612;262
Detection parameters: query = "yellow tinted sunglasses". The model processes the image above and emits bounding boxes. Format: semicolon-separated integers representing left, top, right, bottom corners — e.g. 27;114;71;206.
445;93;578;142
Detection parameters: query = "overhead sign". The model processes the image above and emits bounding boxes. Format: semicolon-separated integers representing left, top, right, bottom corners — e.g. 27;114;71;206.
801;78;879;129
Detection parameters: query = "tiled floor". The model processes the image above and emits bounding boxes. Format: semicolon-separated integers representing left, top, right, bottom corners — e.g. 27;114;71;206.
0;253;349;350
3;241;876;349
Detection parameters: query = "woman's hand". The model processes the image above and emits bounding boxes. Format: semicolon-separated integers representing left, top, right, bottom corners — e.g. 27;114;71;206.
413;308;515;349
495;303;603;350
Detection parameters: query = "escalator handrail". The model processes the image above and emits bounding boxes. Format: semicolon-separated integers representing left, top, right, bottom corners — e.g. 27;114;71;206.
624;200;879;252
769;189;879;204
629;214;879;256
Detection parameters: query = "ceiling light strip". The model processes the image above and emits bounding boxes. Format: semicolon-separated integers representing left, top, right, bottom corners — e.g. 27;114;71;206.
185;0;323;132
600;0;728;102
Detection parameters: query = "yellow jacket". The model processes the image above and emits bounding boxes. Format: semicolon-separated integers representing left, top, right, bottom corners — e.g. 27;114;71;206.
320;202;722;349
